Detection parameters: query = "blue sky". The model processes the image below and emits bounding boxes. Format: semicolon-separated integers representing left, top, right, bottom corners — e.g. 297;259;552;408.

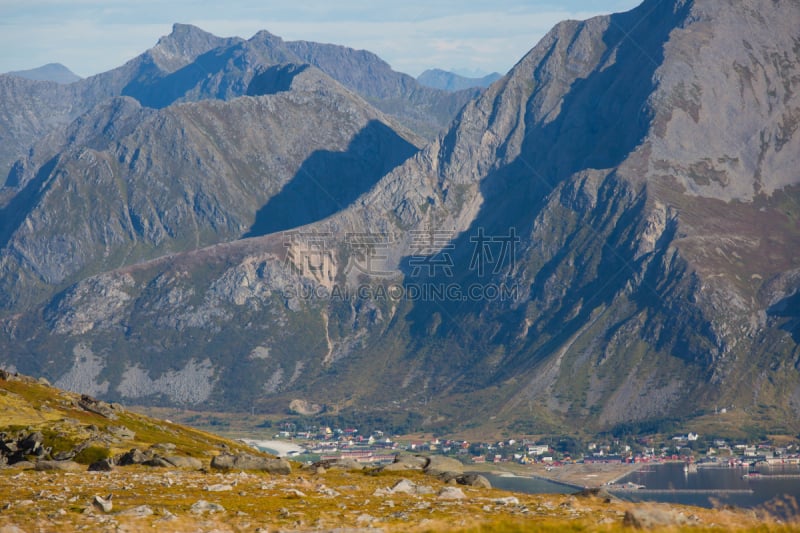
0;0;640;78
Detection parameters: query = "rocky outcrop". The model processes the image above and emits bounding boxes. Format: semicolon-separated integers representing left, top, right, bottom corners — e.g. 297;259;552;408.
0;431;45;465
115;447;203;470
210;453;291;474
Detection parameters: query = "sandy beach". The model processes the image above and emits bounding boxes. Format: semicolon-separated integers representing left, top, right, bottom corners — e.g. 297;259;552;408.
240;439;305;457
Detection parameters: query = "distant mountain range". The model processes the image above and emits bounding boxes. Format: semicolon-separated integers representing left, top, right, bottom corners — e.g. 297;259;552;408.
417;69;502;91
1;0;799;438
5;63;82;84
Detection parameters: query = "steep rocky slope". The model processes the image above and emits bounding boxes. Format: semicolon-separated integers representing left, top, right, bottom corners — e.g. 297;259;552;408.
0;66;420;313
1;0;799;435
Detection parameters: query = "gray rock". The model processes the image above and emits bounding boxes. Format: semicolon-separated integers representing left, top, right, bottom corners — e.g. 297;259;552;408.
142;457;173;468
377;478;434;496
7;460;34;470
92;494;113;513
457;473;491;489
210;453;291;474
78;395;117;420
623;506;693;528
106;426;135;440
385;453;428;471
117;448;147;466
149;442;176;452
190;500;225;514
388;479;418;495
88;458;115;472
437;486;466;500
35;460;83;472
205;483;234;492
162;455;203;469
19;431;43;453
326;458;365;471
424;455;464;476
117;505;154;518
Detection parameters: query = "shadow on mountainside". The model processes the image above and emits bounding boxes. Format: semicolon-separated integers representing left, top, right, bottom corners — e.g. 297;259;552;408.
245;120;418;237
0;156;59;249
246;64;309;96
398;0;694;389
768;290;800;344
122;44;247;108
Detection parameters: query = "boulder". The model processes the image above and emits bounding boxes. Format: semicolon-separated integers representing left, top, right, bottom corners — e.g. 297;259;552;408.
457;473;491;489
210;453;291;474
117;448;147;466
7;460;34;470
88;458;114;472
326;458;364;471
389;478;418;495
375;478;434;496
18;432;43;453
162;455;203;469
142;457;173;468
424;455;464;476
117;505;154;518
92;494;113;513
190;500;225;514
149;442;176;452
437;486;467;500
623;506;694;528
35;460;83;472
493;496;519;506
205;484;234;492
387;453;428;471
77;395;117;420
106;426;135;440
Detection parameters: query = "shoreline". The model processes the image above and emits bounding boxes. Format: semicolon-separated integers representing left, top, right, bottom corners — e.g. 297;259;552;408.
470;462;645;489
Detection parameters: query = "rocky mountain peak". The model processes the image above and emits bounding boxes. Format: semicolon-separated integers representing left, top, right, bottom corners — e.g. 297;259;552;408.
150;23;235;73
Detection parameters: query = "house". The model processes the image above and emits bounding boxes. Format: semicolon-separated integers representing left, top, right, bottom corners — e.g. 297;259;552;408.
528;445;549;456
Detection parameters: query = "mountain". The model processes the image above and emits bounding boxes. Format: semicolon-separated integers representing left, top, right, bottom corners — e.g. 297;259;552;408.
284;42;482;138
1;0;800;438
0;24;474;181
417;69;503;91
0;67;420;313
5;63;81;84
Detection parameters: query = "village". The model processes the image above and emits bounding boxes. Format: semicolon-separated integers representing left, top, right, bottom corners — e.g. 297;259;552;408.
249;426;800;471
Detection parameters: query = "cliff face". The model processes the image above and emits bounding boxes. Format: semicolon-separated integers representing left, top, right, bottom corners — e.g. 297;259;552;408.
1;0;799;434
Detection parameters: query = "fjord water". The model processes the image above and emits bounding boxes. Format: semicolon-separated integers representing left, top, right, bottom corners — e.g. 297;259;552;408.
484;463;800;515
615;463;800;512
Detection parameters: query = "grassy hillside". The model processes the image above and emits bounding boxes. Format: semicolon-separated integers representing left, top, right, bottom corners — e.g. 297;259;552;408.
0;372;791;531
